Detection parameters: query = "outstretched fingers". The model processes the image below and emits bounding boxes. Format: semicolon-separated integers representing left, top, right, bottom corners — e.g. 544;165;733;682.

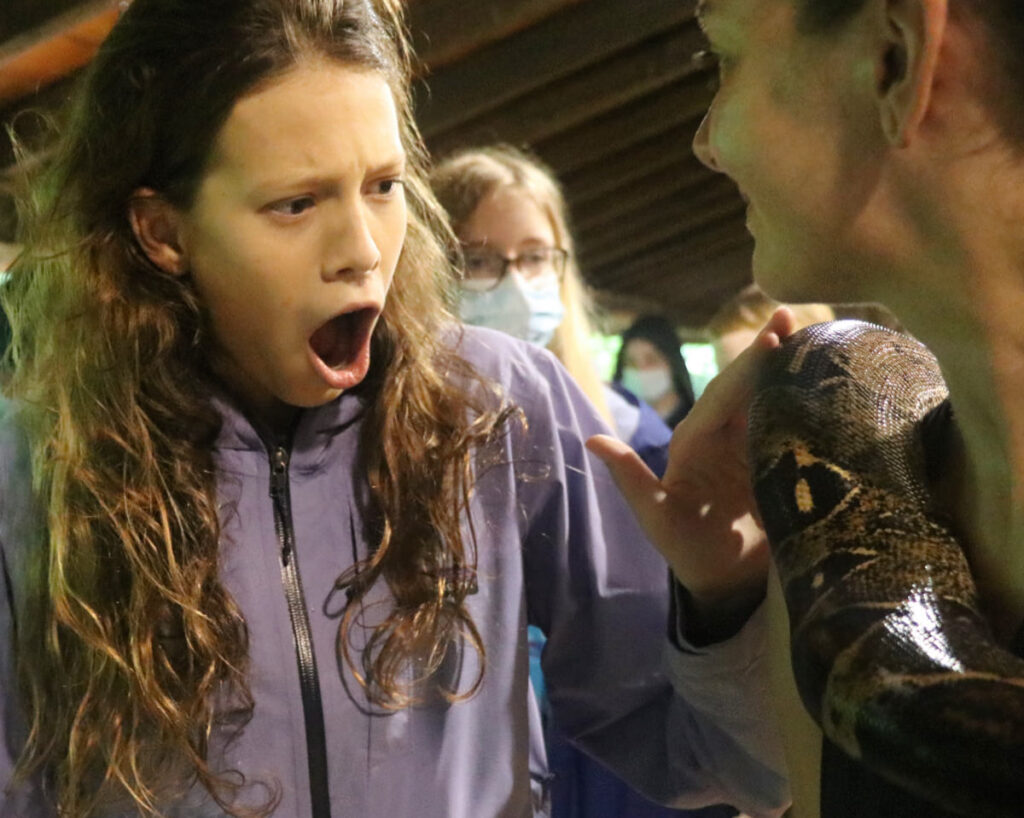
586;434;665;515
665;307;796;489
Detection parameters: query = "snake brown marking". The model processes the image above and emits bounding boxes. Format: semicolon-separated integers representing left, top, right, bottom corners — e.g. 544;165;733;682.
748;321;1024;818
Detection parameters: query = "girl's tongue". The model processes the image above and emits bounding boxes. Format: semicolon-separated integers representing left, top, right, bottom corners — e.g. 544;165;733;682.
308;309;375;390
310;313;354;368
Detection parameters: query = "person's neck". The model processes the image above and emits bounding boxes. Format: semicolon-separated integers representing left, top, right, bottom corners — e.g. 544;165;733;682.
880;171;1024;640
652;392;681;421
209;357;301;444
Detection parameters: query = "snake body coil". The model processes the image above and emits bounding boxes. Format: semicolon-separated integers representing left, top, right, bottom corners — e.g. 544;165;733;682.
748;321;1024;817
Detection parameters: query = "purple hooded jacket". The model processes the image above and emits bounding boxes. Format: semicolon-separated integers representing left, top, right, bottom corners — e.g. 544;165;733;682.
0;326;787;817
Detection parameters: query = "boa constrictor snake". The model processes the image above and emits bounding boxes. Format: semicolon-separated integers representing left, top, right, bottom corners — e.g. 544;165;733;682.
747;321;1024;818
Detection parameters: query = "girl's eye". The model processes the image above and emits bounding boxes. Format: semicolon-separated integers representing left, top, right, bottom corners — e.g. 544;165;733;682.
269;196;316;217
373;178;404;196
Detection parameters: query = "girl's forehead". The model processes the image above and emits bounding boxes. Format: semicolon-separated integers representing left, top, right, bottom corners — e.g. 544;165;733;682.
626;338;662;358
205;63;401;178
463;187;555;245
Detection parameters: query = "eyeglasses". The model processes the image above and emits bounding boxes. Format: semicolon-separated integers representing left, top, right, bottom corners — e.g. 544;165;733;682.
459;246;569;292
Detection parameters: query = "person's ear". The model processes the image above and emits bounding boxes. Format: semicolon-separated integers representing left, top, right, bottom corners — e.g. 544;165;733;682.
128;187;189;275
877;0;948;147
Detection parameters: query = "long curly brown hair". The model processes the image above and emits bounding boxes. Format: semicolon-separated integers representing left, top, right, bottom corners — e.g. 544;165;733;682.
1;0;514;814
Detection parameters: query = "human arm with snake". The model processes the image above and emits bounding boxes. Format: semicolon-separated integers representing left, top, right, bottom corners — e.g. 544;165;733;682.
746;320;1024;818
593;311;1024;818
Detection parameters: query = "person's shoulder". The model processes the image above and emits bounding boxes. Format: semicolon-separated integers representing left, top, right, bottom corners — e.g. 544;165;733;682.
445;324;564;394
447;323;557;369
603;383;641;441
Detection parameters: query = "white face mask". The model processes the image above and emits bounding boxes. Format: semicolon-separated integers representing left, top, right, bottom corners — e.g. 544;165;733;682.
620;366;673;403
459;273;565;348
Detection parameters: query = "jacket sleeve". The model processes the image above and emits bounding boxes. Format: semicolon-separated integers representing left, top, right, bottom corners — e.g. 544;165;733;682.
0;406;51;817
510;344;790;817
0;540;35;817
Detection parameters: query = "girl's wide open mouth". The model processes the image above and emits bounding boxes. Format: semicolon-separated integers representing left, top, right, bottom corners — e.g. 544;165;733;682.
308;306;379;389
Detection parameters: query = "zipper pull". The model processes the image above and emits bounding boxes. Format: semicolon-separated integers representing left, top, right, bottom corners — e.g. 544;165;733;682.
270;446;293;564
270;446;289;498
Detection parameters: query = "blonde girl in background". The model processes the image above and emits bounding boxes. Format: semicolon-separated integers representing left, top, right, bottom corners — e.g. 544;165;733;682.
431;144;674;477
705;284;834;373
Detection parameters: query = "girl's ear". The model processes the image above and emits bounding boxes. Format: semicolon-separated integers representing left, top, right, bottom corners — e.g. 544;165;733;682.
877;0;948;147
128;188;189;275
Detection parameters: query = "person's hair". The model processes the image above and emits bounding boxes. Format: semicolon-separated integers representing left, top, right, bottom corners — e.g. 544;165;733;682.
1;0;514;814
430;145;613;426
706;283;834;337
612;314;695;416
795;0;1024;142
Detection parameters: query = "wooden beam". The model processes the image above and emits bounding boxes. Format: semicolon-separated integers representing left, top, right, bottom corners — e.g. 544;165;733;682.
426;19;707;156
634;234;754;298
532;74;713;173
560;126;702;205
586;211;749;289
408;0;585;69
603;234;753;309
579;196;745;273
589;240;755;330
0;1;119;106
570;157;726;233
643;244;755;328
415;0;697;137
578;185;741;257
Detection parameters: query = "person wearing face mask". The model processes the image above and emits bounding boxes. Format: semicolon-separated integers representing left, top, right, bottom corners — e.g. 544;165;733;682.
432;146;739;818
457;245;566;348
613;315;697;430
431;145;673;476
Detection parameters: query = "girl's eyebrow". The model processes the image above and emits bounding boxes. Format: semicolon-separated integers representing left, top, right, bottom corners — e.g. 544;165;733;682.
369;153;407;175
247;154;408;199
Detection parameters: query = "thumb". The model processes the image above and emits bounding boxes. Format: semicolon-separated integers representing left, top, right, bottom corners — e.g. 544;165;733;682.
586;434;665;521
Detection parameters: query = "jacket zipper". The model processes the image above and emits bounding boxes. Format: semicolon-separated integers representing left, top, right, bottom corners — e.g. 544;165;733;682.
269;444;332;818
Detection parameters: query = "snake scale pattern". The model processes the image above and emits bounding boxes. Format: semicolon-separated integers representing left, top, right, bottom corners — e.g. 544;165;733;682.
747;321;1024;817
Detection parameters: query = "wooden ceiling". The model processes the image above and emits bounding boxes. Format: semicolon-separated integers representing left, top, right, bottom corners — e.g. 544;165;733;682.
0;0;751;329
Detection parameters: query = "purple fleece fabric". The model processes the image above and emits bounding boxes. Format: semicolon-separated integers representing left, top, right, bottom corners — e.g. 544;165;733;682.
0;326;788;817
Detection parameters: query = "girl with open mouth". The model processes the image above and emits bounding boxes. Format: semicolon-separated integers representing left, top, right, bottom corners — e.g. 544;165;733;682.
0;1;788;817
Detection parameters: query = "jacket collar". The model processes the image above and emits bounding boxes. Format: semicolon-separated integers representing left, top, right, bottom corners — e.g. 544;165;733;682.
212;387;369;472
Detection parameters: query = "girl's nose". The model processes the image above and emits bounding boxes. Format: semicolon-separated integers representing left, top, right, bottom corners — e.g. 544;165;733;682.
326;203;381;280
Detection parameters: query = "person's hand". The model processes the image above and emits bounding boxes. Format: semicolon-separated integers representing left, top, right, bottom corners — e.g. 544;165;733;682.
588;308;797;623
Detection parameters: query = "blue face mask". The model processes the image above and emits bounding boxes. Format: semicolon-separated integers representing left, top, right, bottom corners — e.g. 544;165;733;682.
459;273;565;348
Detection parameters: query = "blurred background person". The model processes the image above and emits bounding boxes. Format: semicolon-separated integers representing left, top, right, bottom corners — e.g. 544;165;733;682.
432;145;736;818
707;284;835;371
431;144;673;475
613;314;696;429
